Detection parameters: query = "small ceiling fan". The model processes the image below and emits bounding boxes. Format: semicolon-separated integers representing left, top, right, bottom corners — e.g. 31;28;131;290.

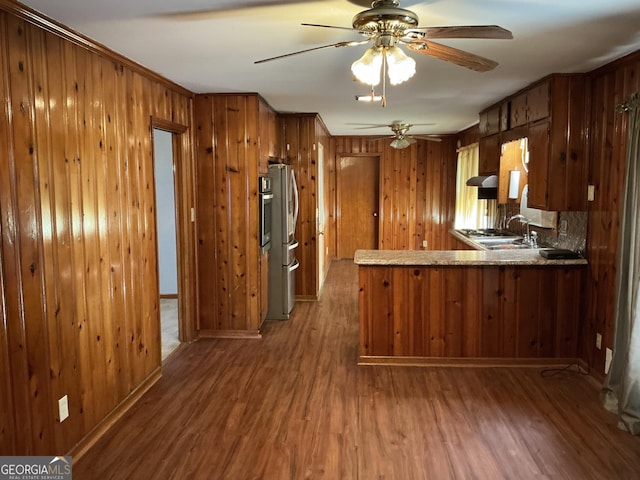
255;0;512;74
364;121;442;149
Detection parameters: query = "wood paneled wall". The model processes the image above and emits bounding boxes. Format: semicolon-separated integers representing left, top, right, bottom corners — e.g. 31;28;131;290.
281;113;331;299
333;136;458;251
0;4;194;455
194;94;272;334
584;51;640;375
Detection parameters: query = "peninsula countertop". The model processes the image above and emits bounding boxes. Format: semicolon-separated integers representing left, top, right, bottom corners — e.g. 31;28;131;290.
353;248;588;267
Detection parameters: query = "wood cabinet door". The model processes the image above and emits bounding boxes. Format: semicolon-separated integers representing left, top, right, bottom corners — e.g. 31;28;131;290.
510;93;528;128
478;134;501;175
479;106;500;136
500;101;510;131
337;155;380;258
527;80;551;123
526;121;550;209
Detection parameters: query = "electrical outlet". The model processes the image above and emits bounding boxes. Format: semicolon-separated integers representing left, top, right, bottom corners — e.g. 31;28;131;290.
605;347;613;374
58;395;69;422
587;184;595;202
595;333;602;350
422;240;428;248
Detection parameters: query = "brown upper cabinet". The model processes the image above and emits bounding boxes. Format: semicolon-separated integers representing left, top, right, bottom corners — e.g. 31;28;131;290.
525;75;587;211
479;74;588;211
510;79;551;128
478;133;501;175
479;104;501;136
478;104;502;174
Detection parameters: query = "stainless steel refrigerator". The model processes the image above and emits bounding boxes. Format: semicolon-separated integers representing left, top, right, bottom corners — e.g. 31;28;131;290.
267;163;299;319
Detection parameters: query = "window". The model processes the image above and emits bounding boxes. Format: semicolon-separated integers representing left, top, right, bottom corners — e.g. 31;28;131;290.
454;143;497;230
454;143;483;229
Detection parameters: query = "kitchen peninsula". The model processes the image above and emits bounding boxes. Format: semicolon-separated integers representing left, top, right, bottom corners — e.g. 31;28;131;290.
355;247;587;366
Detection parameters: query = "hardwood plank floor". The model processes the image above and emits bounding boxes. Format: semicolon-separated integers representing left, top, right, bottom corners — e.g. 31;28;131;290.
75;260;640;479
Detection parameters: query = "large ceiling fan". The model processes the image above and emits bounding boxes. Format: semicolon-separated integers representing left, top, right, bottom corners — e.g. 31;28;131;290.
255;0;513;81
364;121;441;149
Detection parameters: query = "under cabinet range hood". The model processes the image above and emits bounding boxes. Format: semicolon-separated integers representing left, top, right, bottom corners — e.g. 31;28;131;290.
466;174;498;200
466;174;498;188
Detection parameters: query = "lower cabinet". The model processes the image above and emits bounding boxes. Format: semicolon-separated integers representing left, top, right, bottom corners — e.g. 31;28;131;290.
358;264;584;360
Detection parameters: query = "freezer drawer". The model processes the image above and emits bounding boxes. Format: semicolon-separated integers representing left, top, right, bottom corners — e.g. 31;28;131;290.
267;259;299;320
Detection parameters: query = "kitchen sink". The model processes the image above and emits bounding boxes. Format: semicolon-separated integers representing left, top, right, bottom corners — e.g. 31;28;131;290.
474;237;537;250
456;229;539;250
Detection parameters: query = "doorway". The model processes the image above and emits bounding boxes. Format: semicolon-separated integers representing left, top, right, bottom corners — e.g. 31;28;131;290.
317;143;326;290
336;155;380;258
153;128;180;360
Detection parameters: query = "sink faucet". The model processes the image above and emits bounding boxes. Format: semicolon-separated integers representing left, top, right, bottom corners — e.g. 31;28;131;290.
506;214;535;246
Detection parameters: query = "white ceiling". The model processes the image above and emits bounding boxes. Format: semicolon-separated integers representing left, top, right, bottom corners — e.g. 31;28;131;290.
18;0;640;136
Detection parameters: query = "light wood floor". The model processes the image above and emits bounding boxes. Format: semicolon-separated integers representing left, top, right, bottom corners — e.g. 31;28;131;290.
75;260;640;479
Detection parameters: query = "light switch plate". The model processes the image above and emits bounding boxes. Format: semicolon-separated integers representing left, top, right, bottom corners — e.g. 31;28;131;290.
58;395;69;422
595;333;602;350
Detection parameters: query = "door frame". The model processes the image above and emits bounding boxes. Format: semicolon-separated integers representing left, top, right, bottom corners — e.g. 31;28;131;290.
151;117;197;344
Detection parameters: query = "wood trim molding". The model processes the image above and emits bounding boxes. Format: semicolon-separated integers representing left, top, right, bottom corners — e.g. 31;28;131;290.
152;117;188;134
67;367;162;460
0;0;192;96
198;330;262;340
358;356;583;368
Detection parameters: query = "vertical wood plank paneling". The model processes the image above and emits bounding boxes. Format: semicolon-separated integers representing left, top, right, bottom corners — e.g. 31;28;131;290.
228;95;248;329
100;56;127;403
194;93;268;334
246;96;260;329
515;268;539;357
138;75;160;374
194;95;216;331
443;268;464;357
501;268;518;357
49;33;85;443
480;267;501;357
462;267;482;356
79;45;110;423
334;135;457;252
0;6;194;454
60;38;92;437
213;96;232;329
0;11;18;455
281;114;324;298
359;265;585;359
585;51;640;375
6;14;53;454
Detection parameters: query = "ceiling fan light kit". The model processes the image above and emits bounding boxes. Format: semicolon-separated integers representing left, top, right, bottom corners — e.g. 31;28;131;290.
351;47;384;86
255;0;512;105
351;44;416;86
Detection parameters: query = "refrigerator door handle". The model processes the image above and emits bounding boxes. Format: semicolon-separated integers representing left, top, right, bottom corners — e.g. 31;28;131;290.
291;170;299;235
289;259;300;272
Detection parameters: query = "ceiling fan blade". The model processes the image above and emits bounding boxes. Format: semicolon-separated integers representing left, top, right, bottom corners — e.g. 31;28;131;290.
255;40;369;64
301;23;361;33
405;40;498;72
407;25;513;40
367;136;395;141
157;1;318;20
352;124;395;130
413;135;442;143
